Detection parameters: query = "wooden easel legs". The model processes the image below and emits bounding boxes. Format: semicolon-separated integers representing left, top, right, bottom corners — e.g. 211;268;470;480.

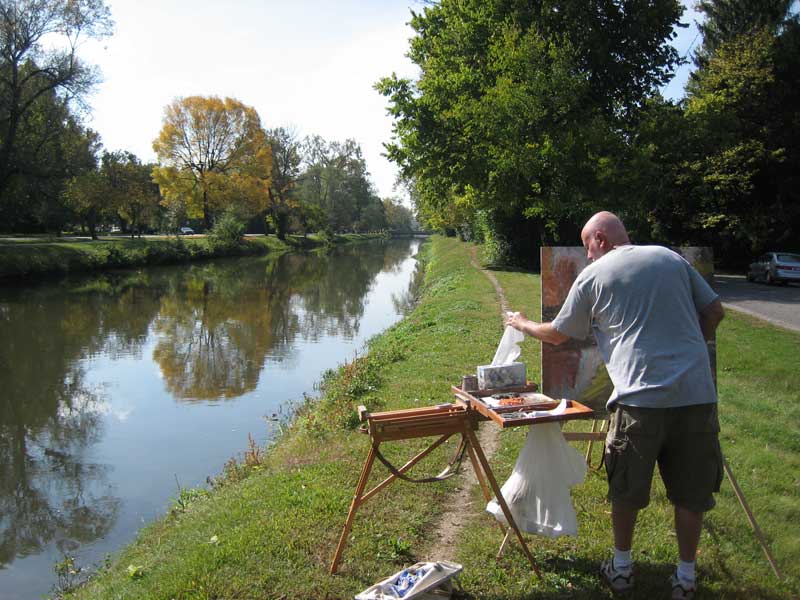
330;426;542;578
462;426;542;578
330;445;377;575
722;454;783;579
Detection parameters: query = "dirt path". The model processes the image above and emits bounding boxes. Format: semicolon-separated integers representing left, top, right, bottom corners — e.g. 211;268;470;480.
422;247;509;562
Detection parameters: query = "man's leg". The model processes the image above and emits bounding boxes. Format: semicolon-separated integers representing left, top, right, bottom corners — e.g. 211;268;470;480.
674;506;703;562
612;503;639;551
601;405;660;591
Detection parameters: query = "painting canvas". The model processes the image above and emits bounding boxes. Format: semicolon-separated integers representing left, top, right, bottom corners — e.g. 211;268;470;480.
540;246;715;412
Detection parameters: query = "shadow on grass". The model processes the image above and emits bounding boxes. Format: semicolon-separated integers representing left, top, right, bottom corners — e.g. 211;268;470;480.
455;553;789;599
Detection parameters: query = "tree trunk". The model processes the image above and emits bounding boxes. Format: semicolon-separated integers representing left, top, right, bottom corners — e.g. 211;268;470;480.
203;189;211;231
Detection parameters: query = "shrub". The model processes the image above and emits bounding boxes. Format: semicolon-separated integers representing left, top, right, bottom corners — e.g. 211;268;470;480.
209;210;246;249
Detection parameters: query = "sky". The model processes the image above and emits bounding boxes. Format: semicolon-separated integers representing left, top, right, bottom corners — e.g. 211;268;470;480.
80;0;703;203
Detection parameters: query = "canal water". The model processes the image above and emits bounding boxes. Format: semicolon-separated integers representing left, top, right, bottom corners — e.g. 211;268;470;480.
0;238;422;599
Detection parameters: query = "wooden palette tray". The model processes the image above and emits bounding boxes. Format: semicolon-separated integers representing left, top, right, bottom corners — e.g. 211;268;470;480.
452;383;594;428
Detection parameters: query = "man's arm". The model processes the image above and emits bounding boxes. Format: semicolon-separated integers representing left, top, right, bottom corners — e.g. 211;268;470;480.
699;298;724;341
505;312;571;346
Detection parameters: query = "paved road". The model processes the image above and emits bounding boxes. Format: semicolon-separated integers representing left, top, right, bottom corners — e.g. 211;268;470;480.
714;275;800;332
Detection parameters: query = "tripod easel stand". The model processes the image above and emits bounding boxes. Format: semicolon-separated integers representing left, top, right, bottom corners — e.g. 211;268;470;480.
329;402;542;577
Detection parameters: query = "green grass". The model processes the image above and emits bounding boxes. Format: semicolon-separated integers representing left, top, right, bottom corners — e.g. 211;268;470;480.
64;237;799;599
0;233;387;279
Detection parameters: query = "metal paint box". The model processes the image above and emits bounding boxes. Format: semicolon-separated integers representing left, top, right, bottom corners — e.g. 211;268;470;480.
477;362;526;390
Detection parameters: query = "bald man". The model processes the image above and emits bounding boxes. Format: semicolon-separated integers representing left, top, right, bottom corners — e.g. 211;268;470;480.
506;212;724;599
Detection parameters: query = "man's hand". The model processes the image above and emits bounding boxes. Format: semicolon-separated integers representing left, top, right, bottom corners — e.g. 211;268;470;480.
505;311;528;331
504;310;570;346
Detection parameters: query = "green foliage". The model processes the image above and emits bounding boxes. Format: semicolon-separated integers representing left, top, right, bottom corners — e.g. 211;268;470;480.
208;209;246;249
298;135;385;234
170;486;210;515
382;198;416;233
377;0;682;265
0;0;113;233
53;555;86;598
102;151;162;236
694;0;795;66
265;127;303;240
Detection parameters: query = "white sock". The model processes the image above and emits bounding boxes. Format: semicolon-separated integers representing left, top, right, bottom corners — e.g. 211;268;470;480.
676;560;695;582
613;548;632;571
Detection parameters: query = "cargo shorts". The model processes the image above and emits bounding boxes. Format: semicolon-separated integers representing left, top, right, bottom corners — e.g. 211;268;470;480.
605;403;723;513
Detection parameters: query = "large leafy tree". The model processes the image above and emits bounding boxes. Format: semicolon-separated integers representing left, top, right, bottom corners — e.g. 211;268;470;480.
682;21;800;258
265;126;302;239
3;84;98;232
693;0;795;66
62;163;106;239
0;0;113;214
102;151;161;237
377;0;683;264
152;96;272;230
383;198;415;233
298;135;380;233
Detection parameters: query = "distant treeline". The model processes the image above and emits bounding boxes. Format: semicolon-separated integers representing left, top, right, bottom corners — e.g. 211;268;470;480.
378;0;800;267
0;1;417;239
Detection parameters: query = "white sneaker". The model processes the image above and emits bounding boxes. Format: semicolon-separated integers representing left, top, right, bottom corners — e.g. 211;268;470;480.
599;558;634;593
670;572;696;599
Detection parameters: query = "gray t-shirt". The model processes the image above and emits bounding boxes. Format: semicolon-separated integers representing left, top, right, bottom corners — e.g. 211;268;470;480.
552;245;718;409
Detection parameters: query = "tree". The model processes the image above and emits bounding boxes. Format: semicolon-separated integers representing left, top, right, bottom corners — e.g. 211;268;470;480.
0;0;113;204
682;22;800;258
357;197;386;232
265;126;302;239
298;135;378;233
60;127;106;238
152;96;272;230
63;168;107;239
377;0;683;265
102;151;161;237
693;0;795;66
382;198;415;233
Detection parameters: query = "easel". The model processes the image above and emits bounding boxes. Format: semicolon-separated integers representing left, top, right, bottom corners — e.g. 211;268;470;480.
330;402;542;577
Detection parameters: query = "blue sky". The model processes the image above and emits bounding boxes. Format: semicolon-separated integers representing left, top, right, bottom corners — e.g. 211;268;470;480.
82;1;703;202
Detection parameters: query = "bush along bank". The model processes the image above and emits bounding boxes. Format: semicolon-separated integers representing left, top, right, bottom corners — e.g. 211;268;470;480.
63;236;799;599
0;232;389;281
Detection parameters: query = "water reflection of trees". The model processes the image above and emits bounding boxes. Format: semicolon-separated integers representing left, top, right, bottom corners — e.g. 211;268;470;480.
152;260;291;400
150;240;418;399
0;275;153;567
0;239;419;568
293;241;417;341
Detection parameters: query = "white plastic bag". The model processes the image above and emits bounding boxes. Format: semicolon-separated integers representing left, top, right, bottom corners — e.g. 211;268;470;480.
486;422;586;538
491;322;524;366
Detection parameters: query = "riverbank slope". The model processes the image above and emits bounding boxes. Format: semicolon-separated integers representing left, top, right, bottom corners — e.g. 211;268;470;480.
65;236;799;599
0;233;388;280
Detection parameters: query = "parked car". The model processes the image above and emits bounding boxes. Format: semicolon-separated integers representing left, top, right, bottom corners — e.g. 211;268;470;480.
747;252;800;285
179;227;195;235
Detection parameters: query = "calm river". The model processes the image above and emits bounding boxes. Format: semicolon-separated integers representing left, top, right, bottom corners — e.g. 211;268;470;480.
0;238;422;599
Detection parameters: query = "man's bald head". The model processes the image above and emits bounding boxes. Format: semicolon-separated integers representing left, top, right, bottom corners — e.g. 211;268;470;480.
581;211;630;261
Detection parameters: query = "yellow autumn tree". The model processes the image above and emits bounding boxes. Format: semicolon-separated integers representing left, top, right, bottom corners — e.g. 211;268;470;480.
152;96;272;230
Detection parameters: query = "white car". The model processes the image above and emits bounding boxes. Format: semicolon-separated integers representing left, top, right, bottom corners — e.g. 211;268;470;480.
747;252;800;285
179;227;195;235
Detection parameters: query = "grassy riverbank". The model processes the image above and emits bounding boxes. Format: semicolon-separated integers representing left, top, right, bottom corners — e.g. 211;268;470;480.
64;236;799;599
0;233;387;280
